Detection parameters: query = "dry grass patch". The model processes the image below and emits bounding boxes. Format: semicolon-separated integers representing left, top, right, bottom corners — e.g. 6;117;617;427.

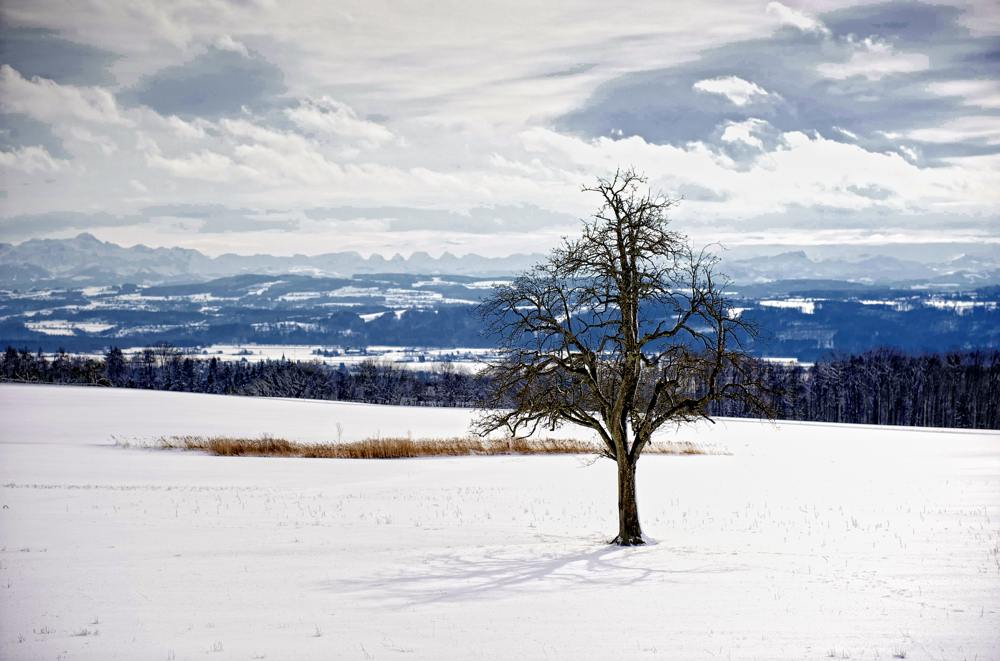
118;434;724;458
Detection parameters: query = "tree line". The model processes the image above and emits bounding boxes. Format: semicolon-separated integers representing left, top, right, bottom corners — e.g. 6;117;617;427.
1;344;483;407
2;344;997;429
709;347;999;430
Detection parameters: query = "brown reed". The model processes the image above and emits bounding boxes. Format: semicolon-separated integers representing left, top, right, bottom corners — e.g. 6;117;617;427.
139;434;717;458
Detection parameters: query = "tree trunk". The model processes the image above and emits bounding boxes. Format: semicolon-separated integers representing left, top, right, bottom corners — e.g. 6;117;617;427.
613;457;644;545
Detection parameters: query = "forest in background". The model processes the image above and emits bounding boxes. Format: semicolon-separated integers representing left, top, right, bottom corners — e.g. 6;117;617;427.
3;345;997;431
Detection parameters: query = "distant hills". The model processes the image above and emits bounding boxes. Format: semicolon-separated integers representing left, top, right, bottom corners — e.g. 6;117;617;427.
723;250;1000;292
2;237;997;359
1;233;999;290
0;234;546;288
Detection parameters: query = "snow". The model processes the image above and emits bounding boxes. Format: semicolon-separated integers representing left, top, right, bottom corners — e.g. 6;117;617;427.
860;299;917;312
758;298;818;314
247;281;285;296
276;292;324;302
1;383;998;660
22;320;117;335
924;299;998;315
83;344;497;371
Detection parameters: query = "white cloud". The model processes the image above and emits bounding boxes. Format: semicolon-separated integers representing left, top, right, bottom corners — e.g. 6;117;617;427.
138;119;347;186
765;2;828;33
221;119;347;184
0;145;69;173
512;125;999;220
69;127;118;155
0;65;129;125
166;115;210;139
817;39;929;81
10;0;780;116
145;148;239;182
700;119;789;171
3;0;997;255
122;0;196;49
284;97;393;148
134;131;160;154
908;117;1000;145
220;119;321;154
214;34;249;57
137;131;238;182
834;127;859;140
720;118;773;149
230;142;344;186
693;76;772;106
897;145;920;162
719;120;766;148
926;80;1000;109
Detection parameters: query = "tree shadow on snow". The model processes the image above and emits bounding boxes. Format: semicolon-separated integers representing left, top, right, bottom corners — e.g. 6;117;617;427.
318;537;743;605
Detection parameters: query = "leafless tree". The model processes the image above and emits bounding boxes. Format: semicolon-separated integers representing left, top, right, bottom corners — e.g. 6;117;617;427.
474;168;775;545
151;341;184;368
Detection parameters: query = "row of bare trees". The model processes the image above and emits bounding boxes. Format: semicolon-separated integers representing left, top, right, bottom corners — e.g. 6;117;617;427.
1;345;482;407
702;348;1000;429
4;346;997;430
795;348;994;429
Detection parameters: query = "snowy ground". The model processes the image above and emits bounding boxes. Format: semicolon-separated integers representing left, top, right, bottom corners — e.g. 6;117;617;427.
1;383;998;661
75;344;496;371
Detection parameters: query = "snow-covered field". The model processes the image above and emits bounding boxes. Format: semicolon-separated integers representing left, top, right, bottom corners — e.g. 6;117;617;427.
1;383;997;661
76;344;496;371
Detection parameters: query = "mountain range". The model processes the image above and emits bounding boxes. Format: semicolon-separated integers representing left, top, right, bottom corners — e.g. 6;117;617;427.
1;233;999;290
0;234;546;288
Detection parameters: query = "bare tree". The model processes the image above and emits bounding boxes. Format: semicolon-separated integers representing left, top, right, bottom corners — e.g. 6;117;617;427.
151;341;184;368
474;168;775;545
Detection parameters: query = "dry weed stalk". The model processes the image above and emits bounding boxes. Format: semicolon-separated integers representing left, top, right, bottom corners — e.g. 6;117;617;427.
137;434;722;459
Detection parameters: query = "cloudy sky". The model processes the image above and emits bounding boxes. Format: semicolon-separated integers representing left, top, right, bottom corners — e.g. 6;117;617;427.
1;0;998;259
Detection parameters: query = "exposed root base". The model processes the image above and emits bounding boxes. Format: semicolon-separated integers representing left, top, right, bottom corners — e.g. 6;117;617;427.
610;534;646;546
